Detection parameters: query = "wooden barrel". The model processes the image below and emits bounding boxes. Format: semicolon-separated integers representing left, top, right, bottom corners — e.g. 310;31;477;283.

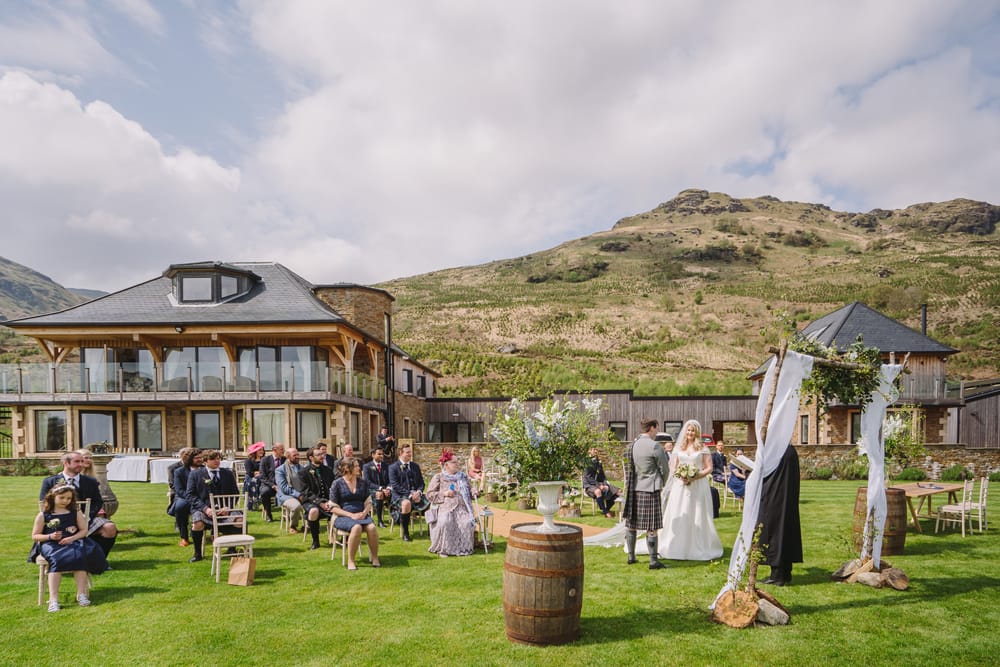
852;487;907;556
503;523;584;646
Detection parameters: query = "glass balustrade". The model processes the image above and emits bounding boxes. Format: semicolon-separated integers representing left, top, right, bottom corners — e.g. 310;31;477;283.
0;361;386;401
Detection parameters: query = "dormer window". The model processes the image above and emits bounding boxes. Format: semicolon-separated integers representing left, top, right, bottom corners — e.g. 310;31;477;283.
165;262;258;305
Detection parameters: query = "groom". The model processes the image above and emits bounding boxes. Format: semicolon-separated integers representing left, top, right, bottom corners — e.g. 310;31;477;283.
623;417;670;569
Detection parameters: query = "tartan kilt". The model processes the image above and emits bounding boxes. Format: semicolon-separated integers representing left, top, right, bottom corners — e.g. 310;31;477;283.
626;490;662;532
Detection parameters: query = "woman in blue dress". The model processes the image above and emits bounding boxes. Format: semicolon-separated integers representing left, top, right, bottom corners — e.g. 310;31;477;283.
727;447;748;500
330;457;381;570
31;484;108;612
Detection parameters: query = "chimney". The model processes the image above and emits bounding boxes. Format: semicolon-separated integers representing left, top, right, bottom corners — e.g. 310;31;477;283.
921;303;927;335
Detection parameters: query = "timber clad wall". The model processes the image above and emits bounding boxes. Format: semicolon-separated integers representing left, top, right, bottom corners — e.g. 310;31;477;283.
313;286;393;340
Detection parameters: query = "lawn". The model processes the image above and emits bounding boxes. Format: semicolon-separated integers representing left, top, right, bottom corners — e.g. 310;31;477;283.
2;477;997;667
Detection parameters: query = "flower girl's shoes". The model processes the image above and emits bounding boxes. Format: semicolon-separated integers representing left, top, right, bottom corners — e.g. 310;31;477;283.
77;594;91;607
47;599;61;613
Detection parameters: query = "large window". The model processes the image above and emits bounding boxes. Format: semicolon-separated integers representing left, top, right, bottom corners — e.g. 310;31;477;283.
163;347;196;391
253;408;285;447
118;348;155;392
238;346;327;392
80;410;117;448
427;422;485;443
402;369;413;393
36;410;67;452
416;375;427;397
134;411;163;451
296;410;326;449
609;421;628;442
81;348;113;392
180;275;213;302
192;411;221;449
349;411;361;447
849;412;862;445
800;415;809;445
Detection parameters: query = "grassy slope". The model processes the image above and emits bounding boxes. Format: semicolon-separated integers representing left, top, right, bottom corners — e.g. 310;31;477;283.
2;476;997;666
382;191;1000;396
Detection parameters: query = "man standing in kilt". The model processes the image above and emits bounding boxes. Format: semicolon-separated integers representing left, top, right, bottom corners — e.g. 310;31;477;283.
623;417;670;569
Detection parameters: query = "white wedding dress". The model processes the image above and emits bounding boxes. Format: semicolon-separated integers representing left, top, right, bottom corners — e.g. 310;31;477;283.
658;449;723;560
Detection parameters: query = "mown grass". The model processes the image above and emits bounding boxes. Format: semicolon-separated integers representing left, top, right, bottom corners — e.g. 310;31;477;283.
3;477;998;666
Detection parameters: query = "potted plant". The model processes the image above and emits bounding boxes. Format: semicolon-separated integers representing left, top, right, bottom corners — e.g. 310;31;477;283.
491;396;615;532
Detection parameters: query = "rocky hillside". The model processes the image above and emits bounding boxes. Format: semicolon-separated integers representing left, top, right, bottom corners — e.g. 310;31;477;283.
0;256;86;322
381;190;1000;396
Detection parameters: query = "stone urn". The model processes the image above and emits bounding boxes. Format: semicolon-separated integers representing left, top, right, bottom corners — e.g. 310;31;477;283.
87;454;119;518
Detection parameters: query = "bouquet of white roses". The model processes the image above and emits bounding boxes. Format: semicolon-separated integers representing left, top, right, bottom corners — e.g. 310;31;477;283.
674;462;700;482
46;518;61;530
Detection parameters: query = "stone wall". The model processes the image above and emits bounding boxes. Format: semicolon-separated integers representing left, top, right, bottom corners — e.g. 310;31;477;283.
313;286;393;340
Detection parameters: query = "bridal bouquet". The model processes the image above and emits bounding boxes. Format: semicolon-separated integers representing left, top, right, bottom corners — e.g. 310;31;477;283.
674;462;700;481
46;518;61;530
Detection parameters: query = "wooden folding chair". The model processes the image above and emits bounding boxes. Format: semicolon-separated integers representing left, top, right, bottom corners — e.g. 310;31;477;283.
209;493;255;582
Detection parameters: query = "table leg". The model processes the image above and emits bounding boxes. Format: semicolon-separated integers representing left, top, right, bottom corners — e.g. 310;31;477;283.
906;497;922;533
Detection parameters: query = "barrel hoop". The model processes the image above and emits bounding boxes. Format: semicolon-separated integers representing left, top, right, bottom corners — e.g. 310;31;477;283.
503;600;582;617
505;628;580;645
503;562;584;578
506;537;582;552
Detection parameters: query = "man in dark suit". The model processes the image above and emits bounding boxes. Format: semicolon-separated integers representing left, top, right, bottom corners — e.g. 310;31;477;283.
299;447;336;550
316;442;337;469
362;446;391;527
185;449;240;563
388;444;426;542
333;443;355;479
584;447;620;519
40;451;118;556
711;441;728;483
377;427;396;459
258;442;285;522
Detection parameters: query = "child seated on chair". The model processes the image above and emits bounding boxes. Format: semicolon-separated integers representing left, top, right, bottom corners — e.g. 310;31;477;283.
31;485;108;612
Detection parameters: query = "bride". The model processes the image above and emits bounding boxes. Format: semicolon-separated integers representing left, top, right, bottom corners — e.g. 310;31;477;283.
658;419;723;560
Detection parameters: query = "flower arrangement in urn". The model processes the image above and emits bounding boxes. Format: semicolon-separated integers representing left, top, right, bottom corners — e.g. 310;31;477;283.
491;396;616;532
491;396;616;486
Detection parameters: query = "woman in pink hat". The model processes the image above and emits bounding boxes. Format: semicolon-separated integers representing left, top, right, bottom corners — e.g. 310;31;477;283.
244;442;266;511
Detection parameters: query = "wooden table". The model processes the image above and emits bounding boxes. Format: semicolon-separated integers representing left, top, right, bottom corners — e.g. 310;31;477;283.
889;482;964;533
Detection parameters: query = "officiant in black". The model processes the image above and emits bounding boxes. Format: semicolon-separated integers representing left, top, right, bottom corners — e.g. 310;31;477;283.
758;444;802;586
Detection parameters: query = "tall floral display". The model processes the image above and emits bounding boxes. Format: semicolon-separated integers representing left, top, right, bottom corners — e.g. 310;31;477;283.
492;396;615;532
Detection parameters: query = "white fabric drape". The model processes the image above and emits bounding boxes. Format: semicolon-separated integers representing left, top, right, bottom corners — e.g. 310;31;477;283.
711;350;813;608
859;364;903;568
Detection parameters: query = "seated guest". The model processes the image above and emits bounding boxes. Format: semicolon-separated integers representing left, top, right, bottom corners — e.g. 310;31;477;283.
169;448;203;548
317;442;337;469
299;446;337;550
728;447;748;500
76;448;95;476
185;450;240;563
584;447;620;519
275;447;305;533
40;452;117;557
389;444;428;542
362;446;391;527
258;443;285;523
334;443;355;479
330;457;381;569
467;446;485;490
711;440;728;483
243;442;266;511
32;484;108;612
426;451;476;557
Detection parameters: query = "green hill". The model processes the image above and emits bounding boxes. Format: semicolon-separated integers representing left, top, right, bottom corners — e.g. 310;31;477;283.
380;190;1000;396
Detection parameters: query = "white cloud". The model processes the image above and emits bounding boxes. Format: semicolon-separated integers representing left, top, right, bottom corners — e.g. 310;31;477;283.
107;0;165;36
0;8;120;79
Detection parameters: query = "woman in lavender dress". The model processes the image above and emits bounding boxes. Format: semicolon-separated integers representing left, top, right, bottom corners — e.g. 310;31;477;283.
426;451;477;557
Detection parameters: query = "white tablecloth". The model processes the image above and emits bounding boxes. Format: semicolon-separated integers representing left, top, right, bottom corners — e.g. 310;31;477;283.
148;457;233;483
107;455;150;482
149;458;179;484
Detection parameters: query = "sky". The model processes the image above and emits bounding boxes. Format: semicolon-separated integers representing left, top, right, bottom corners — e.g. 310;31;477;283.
1;1;998;293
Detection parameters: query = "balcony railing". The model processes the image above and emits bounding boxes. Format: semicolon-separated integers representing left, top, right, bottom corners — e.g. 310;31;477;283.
0;362;386;403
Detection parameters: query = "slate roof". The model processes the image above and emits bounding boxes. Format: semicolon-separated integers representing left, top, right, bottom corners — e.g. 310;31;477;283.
749;301;957;378
3;262;349;329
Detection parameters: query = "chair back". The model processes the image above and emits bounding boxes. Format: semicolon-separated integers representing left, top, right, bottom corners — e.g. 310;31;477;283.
961;478;975;506
38;497;90;520
232;460;246;484
979;477;990;505
209;493;249;537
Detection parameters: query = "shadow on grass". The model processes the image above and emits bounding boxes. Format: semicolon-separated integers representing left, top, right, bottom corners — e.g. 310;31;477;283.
99;584;167;602
102;558;166;571
793;575;1000;615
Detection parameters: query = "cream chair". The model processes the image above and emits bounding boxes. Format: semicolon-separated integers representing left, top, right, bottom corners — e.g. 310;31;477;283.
935;478;975;537
208;493;255;582
231;460;246;485
969;477;990;533
36;498;90;605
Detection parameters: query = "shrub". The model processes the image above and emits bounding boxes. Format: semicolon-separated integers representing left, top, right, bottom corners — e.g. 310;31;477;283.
831;456;869;481
989;471;1000;482
941;465;972;481
813;467;834;480
894;467;927;481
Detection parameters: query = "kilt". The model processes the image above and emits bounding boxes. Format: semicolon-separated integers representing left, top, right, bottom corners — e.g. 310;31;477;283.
625;490;662;532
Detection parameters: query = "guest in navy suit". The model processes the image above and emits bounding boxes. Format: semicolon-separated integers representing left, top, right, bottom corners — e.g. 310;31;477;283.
362;446;391;527
389;444;427;542
299;447;337;550
40;451;117;557
185;450;240;563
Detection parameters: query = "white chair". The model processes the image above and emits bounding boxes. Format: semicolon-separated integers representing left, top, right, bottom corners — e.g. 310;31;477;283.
969;477;990;533
209;493;255;582
36;499;90;605
232;460;246;485
935;478;975;537
388;506;426;538
329;522;367;566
